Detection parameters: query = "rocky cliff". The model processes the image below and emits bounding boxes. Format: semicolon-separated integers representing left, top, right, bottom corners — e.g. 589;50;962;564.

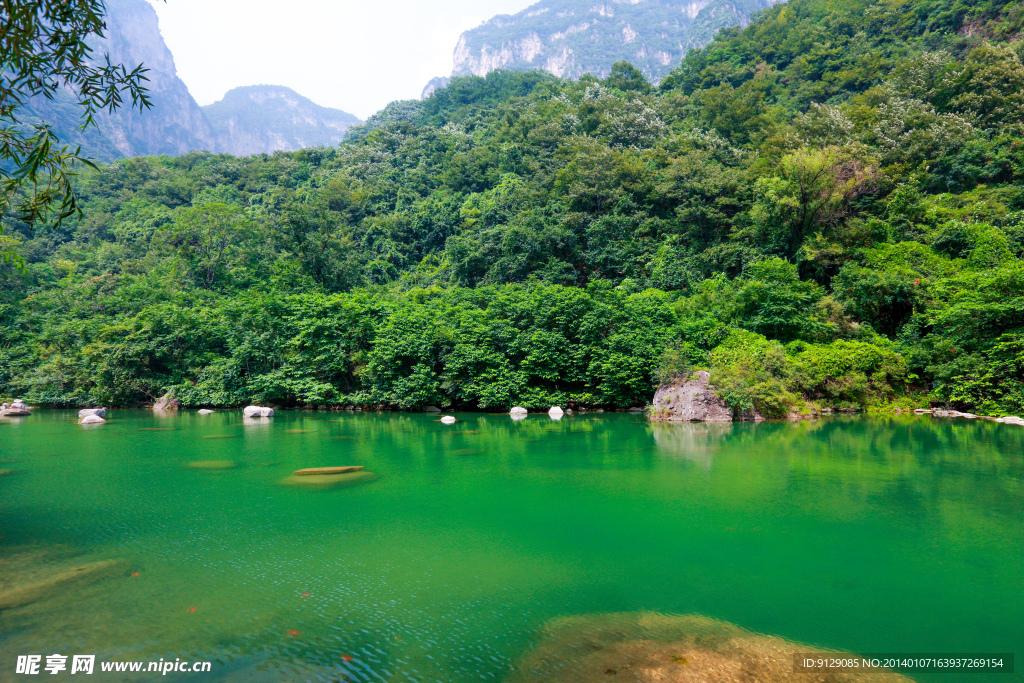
448;0;782;85
21;0;359;159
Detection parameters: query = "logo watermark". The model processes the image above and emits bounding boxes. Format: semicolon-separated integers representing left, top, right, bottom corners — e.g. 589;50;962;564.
15;655;212;675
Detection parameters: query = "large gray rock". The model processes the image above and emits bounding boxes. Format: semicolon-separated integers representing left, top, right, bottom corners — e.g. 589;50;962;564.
243;406;274;418
649;371;733;422
510;406;528;416
78;408;106;418
153;394;180;410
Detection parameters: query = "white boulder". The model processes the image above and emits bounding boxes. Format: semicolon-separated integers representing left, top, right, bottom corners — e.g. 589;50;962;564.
79;415;106;425
440;415;457;424
510;406;528;416
548;406;564;417
78;408;106;418
243;406;274;418
197;409;215;415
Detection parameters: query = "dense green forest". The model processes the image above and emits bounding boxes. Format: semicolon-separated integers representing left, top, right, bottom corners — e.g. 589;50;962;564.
2;0;1023;415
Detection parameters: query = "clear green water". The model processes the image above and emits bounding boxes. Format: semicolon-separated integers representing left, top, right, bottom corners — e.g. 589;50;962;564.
0;411;1021;682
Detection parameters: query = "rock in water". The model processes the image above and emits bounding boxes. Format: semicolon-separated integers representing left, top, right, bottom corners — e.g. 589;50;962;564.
2;407;31;416
440;415;457;424
649;371;735;422
423;405;442;412
508;612;914;683
153;394;180;410
279;470;377;489
78;408;106;418
510;406;528;416
0;559;127;610
293;466;364;476
243;405;274;418
78;415;106;425
187;460;237;470
197;409;215;415
548;406;564;417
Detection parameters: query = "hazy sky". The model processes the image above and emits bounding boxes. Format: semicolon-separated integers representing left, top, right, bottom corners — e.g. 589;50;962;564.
146;0;533;120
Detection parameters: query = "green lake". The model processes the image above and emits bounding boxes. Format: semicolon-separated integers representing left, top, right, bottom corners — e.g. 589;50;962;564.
0;411;1021;682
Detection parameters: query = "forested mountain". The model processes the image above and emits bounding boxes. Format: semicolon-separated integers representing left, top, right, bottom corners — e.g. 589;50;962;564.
445;0;781;85
2;0;1022;416
18;0;360;160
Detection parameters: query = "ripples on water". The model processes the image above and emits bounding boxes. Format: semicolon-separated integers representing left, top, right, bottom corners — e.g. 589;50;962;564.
0;411;1021;682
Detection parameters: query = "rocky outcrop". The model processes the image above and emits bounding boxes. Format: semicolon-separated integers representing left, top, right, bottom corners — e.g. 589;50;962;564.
153;394;180;410
243;406;274;418
649;371;734;422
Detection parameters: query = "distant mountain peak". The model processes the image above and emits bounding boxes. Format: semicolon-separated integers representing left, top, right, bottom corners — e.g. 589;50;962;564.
202;86;361;156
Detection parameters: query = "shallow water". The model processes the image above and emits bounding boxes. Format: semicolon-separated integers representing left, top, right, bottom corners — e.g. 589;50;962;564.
0;411;1021;682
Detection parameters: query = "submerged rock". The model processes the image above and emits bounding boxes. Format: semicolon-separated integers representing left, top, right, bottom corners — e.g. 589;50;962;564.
0;469;14;476
649;371;734;422
187;460;237;470
78;415;106;425
78;408;106;418
278;470;377;489
243;405;274;418
509;612;914;683
0;558;127;610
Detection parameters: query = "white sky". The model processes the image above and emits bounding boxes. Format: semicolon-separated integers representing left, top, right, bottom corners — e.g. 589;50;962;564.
146;0;533;120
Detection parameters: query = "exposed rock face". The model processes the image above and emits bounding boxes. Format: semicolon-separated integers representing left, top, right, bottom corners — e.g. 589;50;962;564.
153;394;180;410
650;371;733;422
421;76;451;99
448;0;782;85
202;85;360;156
243;406;274;418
